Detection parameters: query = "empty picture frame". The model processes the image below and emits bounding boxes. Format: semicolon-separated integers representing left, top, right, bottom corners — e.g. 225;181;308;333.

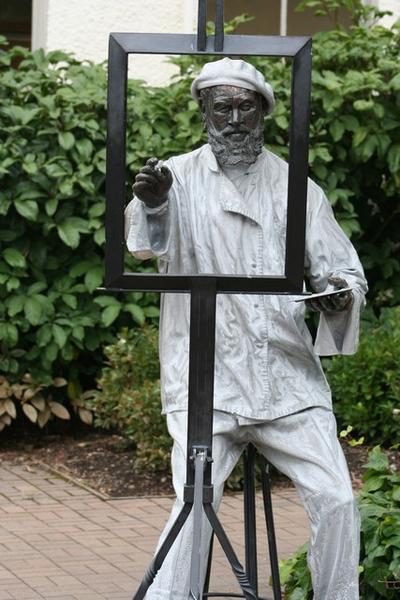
105;32;312;294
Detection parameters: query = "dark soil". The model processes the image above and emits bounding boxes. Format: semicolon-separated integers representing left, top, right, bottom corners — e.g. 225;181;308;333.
0;431;398;498
0;432;174;497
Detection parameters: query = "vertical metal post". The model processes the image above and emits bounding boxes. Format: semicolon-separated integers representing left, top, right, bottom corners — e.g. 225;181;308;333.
284;38;312;290
105;36;127;286
186;278;217;487
214;0;224;51
197;0;207;51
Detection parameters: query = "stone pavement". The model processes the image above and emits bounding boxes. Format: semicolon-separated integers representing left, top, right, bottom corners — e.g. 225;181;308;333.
0;461;309;599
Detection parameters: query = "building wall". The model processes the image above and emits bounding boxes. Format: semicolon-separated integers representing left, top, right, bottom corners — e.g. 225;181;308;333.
376;0;400;26
38;0;197;86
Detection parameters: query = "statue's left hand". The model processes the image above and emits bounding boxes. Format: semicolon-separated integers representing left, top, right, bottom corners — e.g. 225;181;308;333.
306;277;353;313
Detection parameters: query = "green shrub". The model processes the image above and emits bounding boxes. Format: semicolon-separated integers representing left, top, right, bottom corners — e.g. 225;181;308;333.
90;326;171;470
280;446;400;599
326;307;400;445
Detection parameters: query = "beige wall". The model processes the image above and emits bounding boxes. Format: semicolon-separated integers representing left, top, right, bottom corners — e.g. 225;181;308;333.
33;0;198;86
376;0;400;26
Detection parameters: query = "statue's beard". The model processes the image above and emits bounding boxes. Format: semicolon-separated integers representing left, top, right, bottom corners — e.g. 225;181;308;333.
206;122;264;167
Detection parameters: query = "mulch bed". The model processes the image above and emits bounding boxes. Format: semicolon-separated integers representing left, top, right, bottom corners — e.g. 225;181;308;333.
0;431;398;498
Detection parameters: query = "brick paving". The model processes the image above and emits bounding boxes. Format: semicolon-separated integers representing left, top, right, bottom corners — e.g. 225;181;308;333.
0;461;309;599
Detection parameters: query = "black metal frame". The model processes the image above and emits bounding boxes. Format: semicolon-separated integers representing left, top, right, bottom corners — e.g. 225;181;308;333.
105;2;313;598
105;25;311;295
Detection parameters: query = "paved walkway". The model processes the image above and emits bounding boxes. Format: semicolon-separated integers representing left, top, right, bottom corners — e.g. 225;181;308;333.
0;461;309;599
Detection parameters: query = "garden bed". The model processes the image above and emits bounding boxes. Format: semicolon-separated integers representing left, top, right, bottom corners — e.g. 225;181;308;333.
2;431;397;498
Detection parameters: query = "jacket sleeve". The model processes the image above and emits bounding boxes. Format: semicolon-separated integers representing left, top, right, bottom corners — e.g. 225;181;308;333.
125;197;172;260
124;160;179;263
304;187;368;356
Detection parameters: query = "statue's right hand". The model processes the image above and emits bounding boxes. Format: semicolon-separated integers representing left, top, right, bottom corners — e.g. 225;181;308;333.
132;157;173;209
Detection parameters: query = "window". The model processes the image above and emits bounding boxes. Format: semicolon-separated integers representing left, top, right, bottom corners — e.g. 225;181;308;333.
0;0;32;49
207;0;351;35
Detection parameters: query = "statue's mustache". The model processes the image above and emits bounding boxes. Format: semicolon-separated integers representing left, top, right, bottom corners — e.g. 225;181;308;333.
221;126;250;136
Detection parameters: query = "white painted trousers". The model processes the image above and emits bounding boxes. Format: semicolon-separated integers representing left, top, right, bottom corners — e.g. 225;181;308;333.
146;407;360;600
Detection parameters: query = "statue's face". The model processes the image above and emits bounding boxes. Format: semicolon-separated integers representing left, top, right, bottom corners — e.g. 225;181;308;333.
201;85;265;166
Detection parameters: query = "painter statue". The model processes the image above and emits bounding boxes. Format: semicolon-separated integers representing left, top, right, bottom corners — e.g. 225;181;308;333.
125;58;367;600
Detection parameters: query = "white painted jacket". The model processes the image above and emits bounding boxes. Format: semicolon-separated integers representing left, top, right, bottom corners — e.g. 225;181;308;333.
125;144;367;421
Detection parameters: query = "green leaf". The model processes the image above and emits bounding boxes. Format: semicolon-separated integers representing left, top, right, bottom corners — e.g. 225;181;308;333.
387;144;400;173
62;294;77;309
14;199;39;220
88;202;105;218
353;99;374;111
329;120;345;142
24;297;43;325
45;198;58;216
363;446;389;474
6;277;20;292
58;131;75;150
144;306;160;318
125;303;145;325
37;324;52;347
45;342;58;362
94;227;105;245
72;325;84;341
57;220;80;248
389;72;400;90
276;115;288;129
101;305;121;326
4;248;26;268
352;128;368;147
75;138;93;160
84;266;103;292
52;324;67;348
94;295;121;308
70;260;92;277
28;282;47;294
7;296;25;317
0;323;18;346
0;105;40;125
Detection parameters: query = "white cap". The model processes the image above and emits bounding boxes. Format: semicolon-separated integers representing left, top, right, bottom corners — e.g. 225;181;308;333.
191;57;275;114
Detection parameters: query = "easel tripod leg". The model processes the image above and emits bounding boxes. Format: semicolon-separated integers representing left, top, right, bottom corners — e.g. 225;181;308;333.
261;462;282;600
203;503;258;600
132;503;192;600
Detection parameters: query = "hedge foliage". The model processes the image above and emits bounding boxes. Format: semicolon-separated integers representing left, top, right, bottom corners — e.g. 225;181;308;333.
0;39;160;404
327;306;400;445
280;446;400;599
0;10;399;409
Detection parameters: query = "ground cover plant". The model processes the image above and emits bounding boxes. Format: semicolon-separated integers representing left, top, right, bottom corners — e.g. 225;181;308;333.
89;326;170;471
279;445;400;599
